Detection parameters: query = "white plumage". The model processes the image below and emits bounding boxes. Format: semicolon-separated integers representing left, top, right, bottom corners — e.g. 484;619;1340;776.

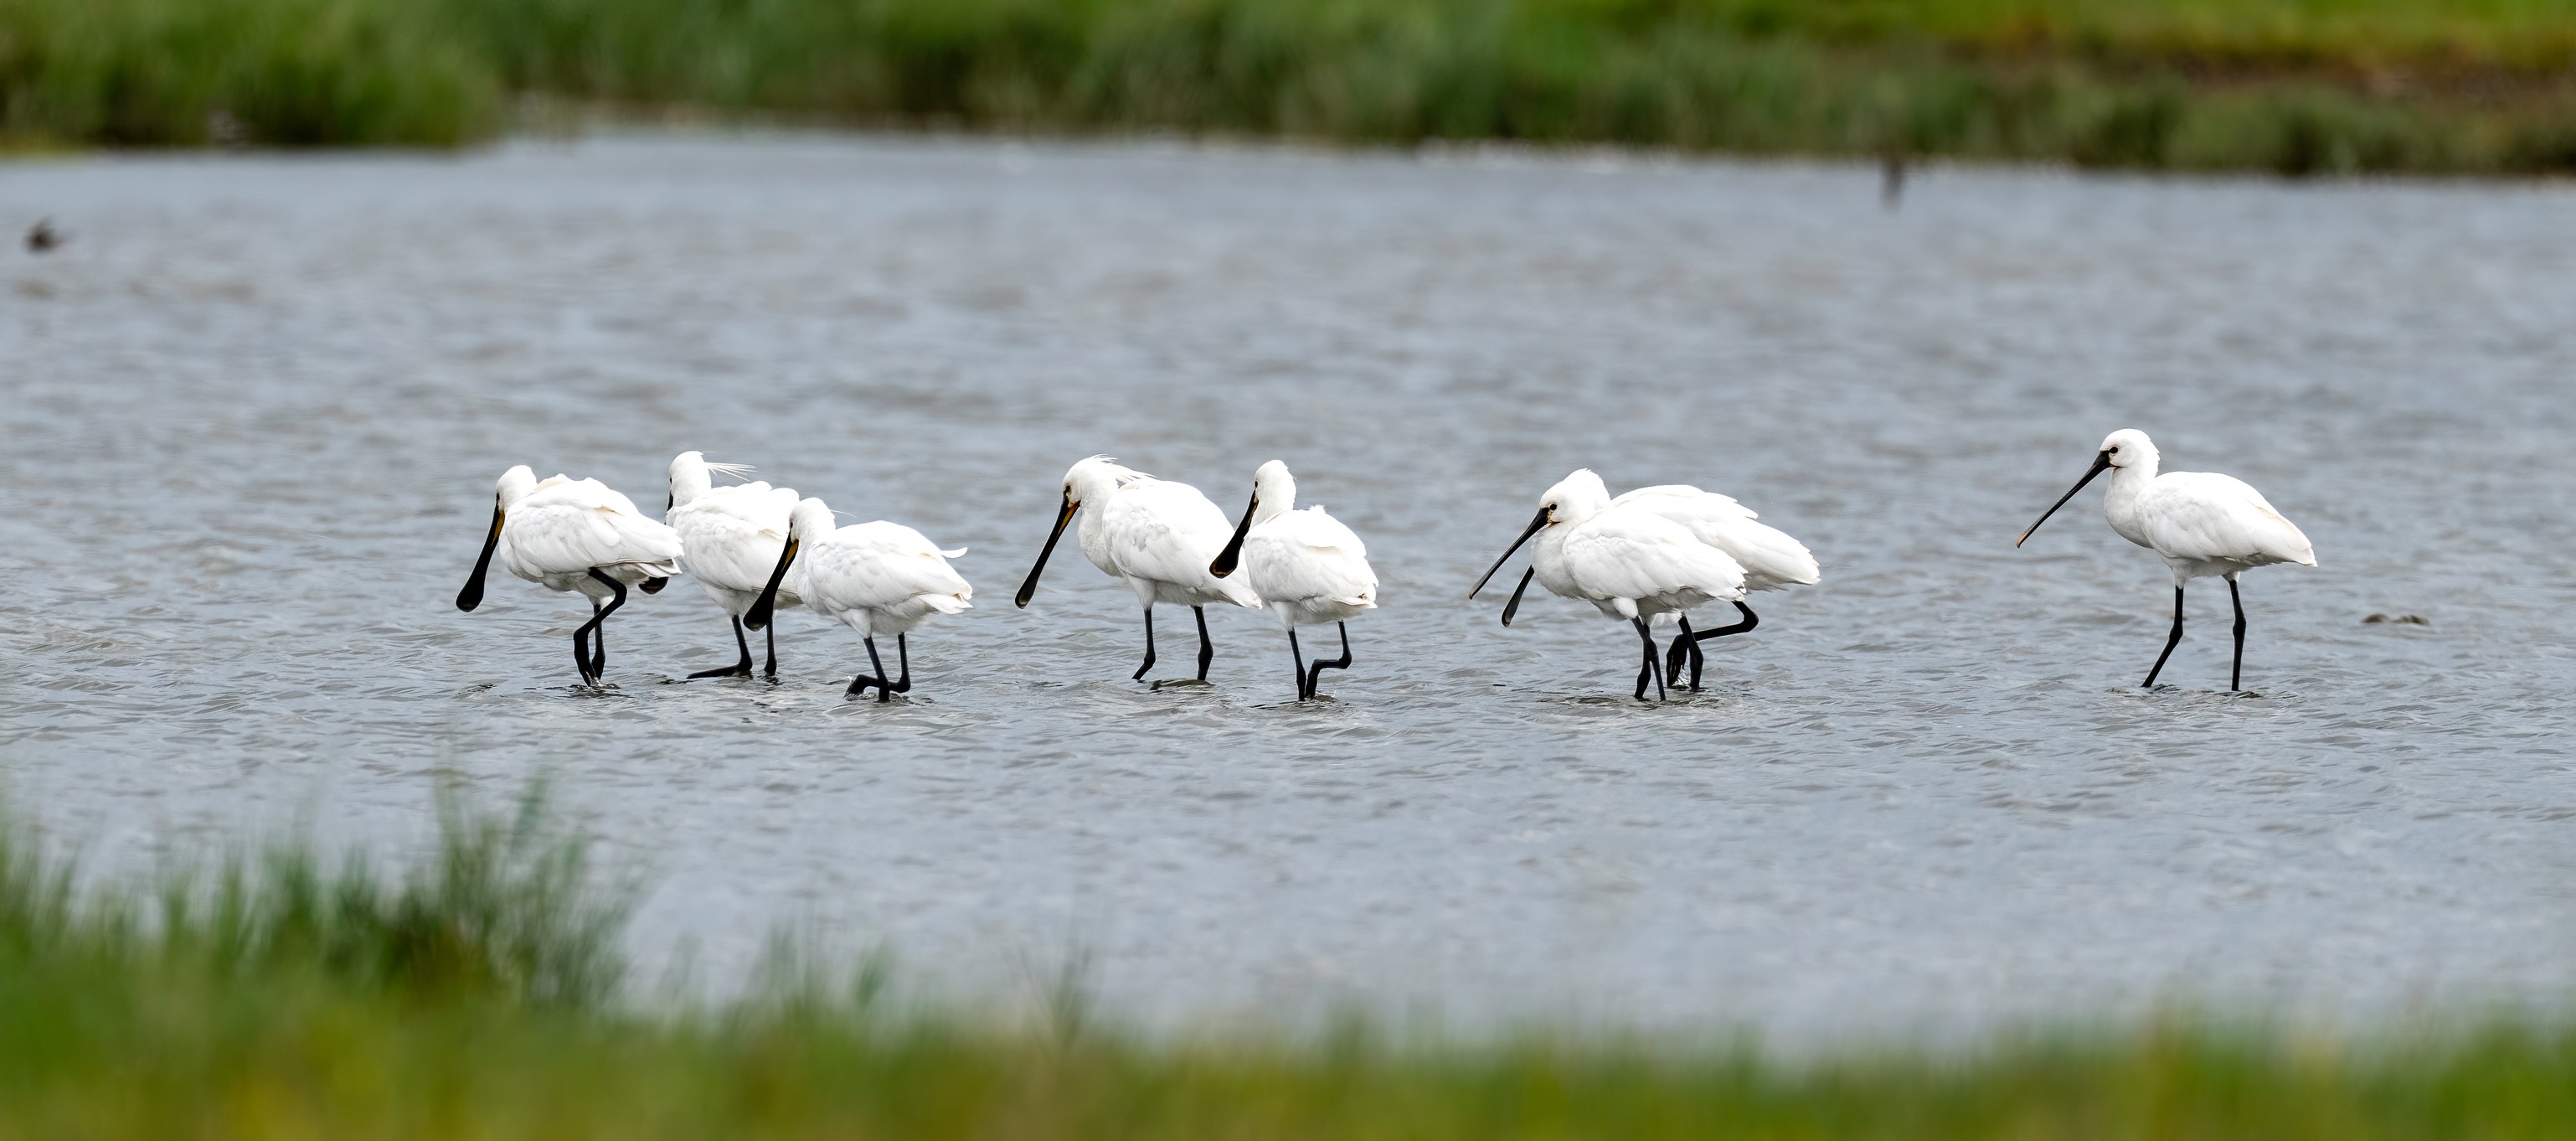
1609;485;1820;592
1473;469;1747;701
1209;461;1377;700
666;451;800;679
1016;456;1262;684
2019;427;2317;690
456;464;681;686
765;497;971;700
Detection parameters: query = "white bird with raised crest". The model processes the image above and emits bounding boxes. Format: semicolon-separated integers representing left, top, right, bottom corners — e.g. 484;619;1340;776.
1208;461;1378;701
666;451;799;679
456;465;682;687
745;497;971;701
1014;457;1262;685
1470;469;1746;701
2017;428;2316;690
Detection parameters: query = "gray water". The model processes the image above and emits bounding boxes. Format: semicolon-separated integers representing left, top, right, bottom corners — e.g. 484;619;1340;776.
4;135;2573;1040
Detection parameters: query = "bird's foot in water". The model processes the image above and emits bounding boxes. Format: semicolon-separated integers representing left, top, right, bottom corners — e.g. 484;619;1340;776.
1148;678;1213;691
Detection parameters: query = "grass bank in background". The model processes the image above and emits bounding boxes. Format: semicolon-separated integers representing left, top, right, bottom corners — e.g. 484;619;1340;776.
4;0;2576;173
3;786;2575;1138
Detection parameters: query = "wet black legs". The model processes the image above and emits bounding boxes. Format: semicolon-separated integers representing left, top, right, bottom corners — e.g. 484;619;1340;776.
2141;580;2253;691
2143;585;2186;688
1298;622;1353;700
1133;607;1157;681
2228;578;2247;693
1662;602;1759;691
848;633;913;702
1193;607;1213;683
572;570;626;686
1133;606;1214;684
690;616;756;679
1631;617;1666;702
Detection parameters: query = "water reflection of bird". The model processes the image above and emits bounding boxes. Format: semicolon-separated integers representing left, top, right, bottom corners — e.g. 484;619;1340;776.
748;497;971;701
665;451;799;679
26;219;64;253
1472;470;1747;701
1208;461;1377;701
456;466;683;687
1015;457;1262;685
1476;472;1816;692
2018;428;2316;691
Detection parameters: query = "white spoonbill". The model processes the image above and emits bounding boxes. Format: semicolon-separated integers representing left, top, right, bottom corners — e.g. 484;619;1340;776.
1473;471;1802;691
666;451;799;679
456;465;682;687
1469;470;1747;700
1208;461;1378;701
745;497;971;701
2017;428;2316;690
1480;480;1821;691
1014;457;1262;684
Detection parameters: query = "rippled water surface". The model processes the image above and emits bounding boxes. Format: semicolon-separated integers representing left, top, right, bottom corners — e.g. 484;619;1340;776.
5;136;2574;1038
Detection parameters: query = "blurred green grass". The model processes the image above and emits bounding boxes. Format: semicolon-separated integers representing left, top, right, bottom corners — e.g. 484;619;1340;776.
3;0;2575;172
3;786;2576;1138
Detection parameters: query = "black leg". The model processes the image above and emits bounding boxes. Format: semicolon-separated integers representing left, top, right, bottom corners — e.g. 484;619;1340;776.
1302;622;1354;700
1688;601;1757;691
2143;585;2185;688
574;570;628;686
1133;606;1157;682
1631;617;1666;701
1665;616;1692;685
1287;627;1309;700
689;616;755;679
574;600;601;685
1193;606;1213;682
764;618;779;679
2228;578;2247;692
889;633;913;695
850;635;892;701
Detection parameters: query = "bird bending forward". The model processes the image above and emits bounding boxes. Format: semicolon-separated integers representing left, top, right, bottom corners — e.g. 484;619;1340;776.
1016;457;1261;685
751;497;971;701
457;465;681;687
1210;460;1378;701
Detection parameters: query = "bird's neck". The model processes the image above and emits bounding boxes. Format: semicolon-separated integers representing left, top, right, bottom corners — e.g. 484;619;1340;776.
2100;462;2158;542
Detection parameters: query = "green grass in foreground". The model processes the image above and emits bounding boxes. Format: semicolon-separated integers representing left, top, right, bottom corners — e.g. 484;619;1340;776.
4;0;2576;173
3;785;2575;1138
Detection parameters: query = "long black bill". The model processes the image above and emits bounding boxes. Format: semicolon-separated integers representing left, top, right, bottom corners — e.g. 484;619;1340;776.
456;503;503;612
1014;493;1077;608
1500;566;1536;626
1208;491;1258;578
2017;450;2114;547
744;537;800;631
1469;507;1553;598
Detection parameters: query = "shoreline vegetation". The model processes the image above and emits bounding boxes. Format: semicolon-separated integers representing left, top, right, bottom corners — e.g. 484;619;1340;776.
3;788;2573;1137
0;1;2573;175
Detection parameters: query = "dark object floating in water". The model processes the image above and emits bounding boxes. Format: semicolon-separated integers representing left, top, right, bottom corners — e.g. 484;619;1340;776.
26;219;64;253
2363;613;2429;626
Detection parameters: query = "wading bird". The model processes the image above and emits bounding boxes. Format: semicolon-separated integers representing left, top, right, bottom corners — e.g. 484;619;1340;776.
1470;470;1746;700
2017;428;2316;690
1015;457;1262;684
666;451;799;679
1209;461;1377;701
746;497;971;701
456;465;682;687
1474;472;1805;692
